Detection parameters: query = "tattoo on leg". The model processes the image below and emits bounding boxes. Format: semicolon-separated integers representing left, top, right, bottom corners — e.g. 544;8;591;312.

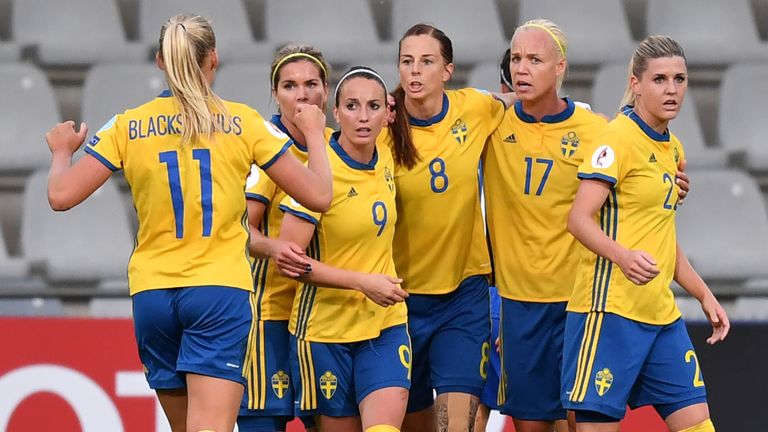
468;398;479;432
437;402;449;432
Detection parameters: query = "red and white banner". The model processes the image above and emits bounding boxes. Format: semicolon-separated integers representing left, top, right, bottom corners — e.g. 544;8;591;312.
0;318;666;432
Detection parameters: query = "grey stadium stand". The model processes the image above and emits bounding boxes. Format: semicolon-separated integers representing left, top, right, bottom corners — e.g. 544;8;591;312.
356;62;401;93
21;170;133;285
676;169;768;284
214;63;274;117
89;298;132;318
466;61;502;92
140;0;273;64
12;0;145;65
0;228;29;281
718;63;768;171
517;0;635;66
81;63;166;141
265;0;395;64
391;0;506;64
591;63;728;169
0;63;60;172
0;298;64;316
0;42;19;62
647;0;768;65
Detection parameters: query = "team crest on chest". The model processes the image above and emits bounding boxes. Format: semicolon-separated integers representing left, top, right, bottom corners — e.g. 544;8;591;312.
561;131;580;158
451;119;468;145
594;368;614;396
384;166;395;193
319;371;338;399
271;370;290;399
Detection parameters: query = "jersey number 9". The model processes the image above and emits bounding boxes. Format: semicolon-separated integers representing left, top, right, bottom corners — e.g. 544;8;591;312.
372;201;388;236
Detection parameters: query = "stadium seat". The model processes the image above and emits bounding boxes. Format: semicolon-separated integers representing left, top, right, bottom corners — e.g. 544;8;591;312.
0;63;60;172
11;0;146;65
214;63;274;117
391;0;506;64
518;0;636;66
356;62;400;92
20;170;133;284
81;63;165;141
718;63;768;171
0;298;65;316
467;62;501;92
591;63;728;168
676;169;768;283
89;298;132;318
647;0;768;65
0;42;20;62
0;228;28;281
265;0;395;64
732;297;768;321
139;0;273;64
675;296;707;322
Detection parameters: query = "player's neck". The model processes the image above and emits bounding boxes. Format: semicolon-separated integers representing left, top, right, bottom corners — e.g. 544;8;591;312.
404;91;444;121
338;135;375;165
520;92;565;122
632;103;669;134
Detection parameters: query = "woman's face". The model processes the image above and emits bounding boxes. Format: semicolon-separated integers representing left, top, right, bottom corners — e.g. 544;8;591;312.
632;56;688;124
334;76;387;148
509;28;564;102
398;35;453;102
272;60;328;122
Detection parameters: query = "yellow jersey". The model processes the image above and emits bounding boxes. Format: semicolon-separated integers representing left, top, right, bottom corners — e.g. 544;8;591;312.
281;133;405;343
246;115;334;321
85;90;292;295
387;89;506;295
569;108;685;325
484;99;607;302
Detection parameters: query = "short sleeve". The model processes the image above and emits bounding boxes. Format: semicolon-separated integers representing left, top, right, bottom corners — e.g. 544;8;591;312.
245;164;276;204
470;88;507;131
577;132;627;186
84;114;124;172
242;109;294;169
278;194;320;226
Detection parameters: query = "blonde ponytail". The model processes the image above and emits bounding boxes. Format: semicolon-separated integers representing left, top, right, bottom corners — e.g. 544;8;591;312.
158;14;230;145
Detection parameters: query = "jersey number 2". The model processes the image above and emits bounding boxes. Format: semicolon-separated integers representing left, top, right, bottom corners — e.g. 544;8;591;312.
159;149;213;239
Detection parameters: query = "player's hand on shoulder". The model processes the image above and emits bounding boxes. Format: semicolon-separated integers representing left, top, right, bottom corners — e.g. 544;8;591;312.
46;121;88;155
273;240;310;278
617;249;660;285
675;159;690;205
293;103;326;135
701;294;730;345
359;273;408;307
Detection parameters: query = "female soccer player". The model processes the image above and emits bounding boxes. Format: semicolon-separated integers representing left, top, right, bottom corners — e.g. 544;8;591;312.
563;35;729;432
484;20;608;432
278;67;411;432
45;14;332;432
385;23;517;432
237;44;333;432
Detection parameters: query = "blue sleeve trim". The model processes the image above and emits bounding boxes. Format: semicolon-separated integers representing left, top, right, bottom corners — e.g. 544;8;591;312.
84;146;120;172
278;204;319;225
245;193;270;204
578;172;617;186
260;139;294;170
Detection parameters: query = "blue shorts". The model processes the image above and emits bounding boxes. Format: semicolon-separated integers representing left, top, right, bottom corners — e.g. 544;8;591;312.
290;324;412;417
132;286;253;389
480;286;501;410
561;312;708;419
406;274;491;412
238;320;294;431
499;299;567;421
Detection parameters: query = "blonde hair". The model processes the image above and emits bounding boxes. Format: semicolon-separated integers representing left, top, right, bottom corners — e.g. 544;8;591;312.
620;35;687;108
512;19;568;91
158;14;230;145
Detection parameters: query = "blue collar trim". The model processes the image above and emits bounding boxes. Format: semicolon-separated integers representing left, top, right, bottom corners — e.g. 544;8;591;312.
271;114;307;152
514;98;575;123
621;105;670;142
330;131;378;170
409;93;449;126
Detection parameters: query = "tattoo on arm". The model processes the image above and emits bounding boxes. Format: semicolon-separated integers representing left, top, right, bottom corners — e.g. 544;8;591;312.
437;402;449;432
